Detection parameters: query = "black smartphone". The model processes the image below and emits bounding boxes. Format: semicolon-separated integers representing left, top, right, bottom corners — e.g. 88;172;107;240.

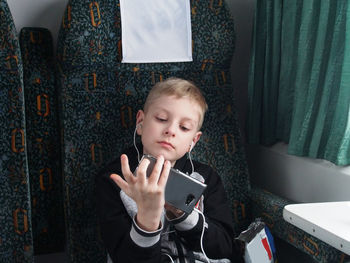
135;154;207;214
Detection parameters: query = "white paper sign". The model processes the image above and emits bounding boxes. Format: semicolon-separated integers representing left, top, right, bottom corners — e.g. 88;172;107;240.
119;0;192;63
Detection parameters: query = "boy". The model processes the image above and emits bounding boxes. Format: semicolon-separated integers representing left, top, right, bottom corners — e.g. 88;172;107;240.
95;78;236;262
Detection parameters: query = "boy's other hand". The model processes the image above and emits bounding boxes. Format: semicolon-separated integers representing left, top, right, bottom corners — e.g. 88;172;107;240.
164;203;185;220
110;154;171;232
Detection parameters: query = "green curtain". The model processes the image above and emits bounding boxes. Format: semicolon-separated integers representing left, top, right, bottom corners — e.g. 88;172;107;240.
247;0;350;166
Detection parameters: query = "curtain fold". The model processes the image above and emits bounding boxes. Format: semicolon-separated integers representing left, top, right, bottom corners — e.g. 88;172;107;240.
248;0;350;165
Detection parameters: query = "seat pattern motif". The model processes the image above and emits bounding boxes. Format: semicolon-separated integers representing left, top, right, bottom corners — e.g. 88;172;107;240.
251;187;350;262
19;27;65;255
0;1;34;262
56;0;251;262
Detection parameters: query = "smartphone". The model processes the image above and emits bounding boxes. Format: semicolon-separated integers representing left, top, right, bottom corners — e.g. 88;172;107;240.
135;154;207;214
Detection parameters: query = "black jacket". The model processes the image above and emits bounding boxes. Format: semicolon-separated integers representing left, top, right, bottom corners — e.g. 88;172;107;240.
95;145;236;263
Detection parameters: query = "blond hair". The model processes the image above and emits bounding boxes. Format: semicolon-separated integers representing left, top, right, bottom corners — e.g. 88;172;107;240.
144;77;208;129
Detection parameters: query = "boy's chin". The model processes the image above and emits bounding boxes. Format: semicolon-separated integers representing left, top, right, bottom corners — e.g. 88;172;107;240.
143;145;187;163
144;150;179;163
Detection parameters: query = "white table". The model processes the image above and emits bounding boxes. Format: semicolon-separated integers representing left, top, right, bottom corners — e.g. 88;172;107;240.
283;201;350;255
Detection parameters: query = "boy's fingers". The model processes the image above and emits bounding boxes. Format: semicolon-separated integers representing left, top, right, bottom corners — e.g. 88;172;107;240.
120;154;134;182
148;155;165;184
110;173;129;192
135;157;150;183
157;160;170;187
164;202;184;216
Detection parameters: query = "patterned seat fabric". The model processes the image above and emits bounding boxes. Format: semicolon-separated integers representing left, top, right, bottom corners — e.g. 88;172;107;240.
251;187;350;262
19;27;65;255
0;0;34;262
56;0;252;262
56;1;350;263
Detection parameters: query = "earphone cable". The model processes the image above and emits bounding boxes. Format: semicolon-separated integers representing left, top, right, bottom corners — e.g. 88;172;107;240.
133;125;141;162
188;150;195;174
194;208;210;263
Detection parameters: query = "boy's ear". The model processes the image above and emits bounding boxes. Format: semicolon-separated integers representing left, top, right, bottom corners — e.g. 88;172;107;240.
189;131;202;151
136;110;144;135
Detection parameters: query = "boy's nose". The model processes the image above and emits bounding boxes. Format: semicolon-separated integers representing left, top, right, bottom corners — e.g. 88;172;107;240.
164;125;176;137
165;130;175;137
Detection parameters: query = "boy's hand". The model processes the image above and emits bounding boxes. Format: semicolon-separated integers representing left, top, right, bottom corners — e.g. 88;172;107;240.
110;154;171;232
164;203;185;220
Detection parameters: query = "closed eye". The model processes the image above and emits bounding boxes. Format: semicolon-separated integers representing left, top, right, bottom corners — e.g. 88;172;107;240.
180;126;190;131
156;117;167;122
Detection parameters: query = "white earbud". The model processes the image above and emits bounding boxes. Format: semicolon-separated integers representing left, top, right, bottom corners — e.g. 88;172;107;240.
189;141;194;152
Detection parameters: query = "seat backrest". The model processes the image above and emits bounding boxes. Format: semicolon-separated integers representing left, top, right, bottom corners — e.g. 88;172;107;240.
19;27;65;255
0;1;33;262
57;1;250;262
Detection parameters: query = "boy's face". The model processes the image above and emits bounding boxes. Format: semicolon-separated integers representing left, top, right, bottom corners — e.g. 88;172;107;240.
136;95;202;166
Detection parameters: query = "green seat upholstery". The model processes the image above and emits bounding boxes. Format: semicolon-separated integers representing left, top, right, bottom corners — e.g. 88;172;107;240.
0;1;34;262
56;1;350;263
251;187;350;262
19;27;65;255
56;0;251;262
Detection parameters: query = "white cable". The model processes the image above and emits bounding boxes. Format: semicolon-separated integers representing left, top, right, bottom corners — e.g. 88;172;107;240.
161;230;176;235
194;208;210;263
188;150;194;174
163;209;209;263
133;125;141;162
162;252;175;263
